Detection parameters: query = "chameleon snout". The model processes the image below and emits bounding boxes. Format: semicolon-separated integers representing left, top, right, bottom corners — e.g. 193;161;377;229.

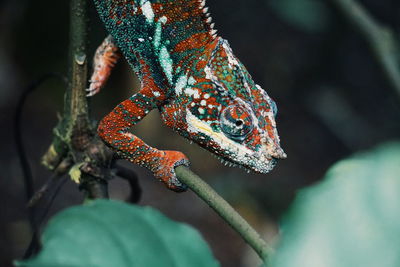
271;146;287;160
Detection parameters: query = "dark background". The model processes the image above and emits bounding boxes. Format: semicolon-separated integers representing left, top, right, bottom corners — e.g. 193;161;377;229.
1;0;399;266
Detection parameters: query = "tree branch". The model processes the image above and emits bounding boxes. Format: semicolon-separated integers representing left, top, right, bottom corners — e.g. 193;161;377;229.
41;0;115;201
175;166;273;262
329;0;400;100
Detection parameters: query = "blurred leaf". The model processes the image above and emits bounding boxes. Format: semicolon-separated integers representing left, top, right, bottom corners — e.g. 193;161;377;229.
16;200;219;267
271;142;400;267
268;0;331;32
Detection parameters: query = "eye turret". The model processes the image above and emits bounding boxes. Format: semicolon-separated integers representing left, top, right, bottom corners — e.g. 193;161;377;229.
220;105;254;141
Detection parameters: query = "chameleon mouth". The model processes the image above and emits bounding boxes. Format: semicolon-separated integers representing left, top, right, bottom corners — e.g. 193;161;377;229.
215;153;279;174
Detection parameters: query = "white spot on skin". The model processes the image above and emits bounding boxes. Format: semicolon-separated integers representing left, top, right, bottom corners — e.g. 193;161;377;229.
154;22;162;48
188;76;196;85
198;108;205;114
175;75;188;95
153;17;168;49
191;102;196;107
140;0;154;23
200;100;207;106
138;38;145;42
184;87;200;99
159;16;167;24
204;65;214;81
153;91;160;97
204;94;210;99
159;46;173;83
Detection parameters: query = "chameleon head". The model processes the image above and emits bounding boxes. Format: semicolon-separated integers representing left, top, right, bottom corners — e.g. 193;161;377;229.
183;37;286;173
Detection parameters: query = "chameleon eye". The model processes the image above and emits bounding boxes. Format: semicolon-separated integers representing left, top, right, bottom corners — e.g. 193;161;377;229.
220;105;254;141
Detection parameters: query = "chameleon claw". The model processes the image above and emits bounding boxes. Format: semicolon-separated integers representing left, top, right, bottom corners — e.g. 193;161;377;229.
86;90;97;97
152;150;190;192
86;81;101;97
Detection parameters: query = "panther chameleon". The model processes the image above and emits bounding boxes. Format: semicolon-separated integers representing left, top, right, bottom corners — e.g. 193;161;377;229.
88;0;287;192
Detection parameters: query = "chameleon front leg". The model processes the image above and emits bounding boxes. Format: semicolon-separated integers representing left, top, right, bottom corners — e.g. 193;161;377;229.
97;86;189;192
87;35;121;96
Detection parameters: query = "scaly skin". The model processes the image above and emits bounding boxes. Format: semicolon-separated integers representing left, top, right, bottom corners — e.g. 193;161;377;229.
88;35;121;97
90;0;286;192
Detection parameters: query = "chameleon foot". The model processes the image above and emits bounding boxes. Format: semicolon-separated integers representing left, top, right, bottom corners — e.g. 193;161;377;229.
152;151;190;192
86;79;102;97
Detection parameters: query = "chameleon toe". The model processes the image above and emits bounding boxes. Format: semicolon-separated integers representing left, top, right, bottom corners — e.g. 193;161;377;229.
152;150;190;192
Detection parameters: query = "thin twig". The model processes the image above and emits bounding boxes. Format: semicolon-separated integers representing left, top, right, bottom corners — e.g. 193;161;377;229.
15;73;67;259
175;166;273;262
115;165;141;203
37;176;69;225
28;158;72;207
27;174;59;208
23;176;69;259
329;0;400;100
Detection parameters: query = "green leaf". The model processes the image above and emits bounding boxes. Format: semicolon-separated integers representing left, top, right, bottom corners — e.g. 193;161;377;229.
271;142;400;267
268;0;331;33
16;200;219;267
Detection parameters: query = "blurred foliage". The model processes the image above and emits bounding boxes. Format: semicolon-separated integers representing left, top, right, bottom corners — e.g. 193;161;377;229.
268;0;332;32
16;200;219;267
270;141;400;267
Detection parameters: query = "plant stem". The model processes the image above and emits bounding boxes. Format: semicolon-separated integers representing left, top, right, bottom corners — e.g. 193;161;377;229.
330;0;400;100
68;0;109;199
42;0;111;200
68;0;91;150
175;166;273;262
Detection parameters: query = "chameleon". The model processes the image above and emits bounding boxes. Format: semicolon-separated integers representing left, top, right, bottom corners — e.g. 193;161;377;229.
88;0;286;192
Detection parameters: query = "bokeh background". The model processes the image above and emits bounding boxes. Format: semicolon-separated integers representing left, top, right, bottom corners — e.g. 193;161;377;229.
1;0;399;266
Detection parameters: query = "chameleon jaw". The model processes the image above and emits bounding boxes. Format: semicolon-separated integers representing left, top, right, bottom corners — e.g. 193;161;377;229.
215;148;280;174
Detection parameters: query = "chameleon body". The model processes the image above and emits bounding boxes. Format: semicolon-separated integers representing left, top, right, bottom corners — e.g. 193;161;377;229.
90;0;286;191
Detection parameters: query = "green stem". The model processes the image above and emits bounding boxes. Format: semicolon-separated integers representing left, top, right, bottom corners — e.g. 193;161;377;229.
175;166;273;262
330;0;400;100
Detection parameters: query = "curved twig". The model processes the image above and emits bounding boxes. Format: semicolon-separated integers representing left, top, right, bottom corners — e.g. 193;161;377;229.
14;73;67;259
175;166;273;262
115;164;142;203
